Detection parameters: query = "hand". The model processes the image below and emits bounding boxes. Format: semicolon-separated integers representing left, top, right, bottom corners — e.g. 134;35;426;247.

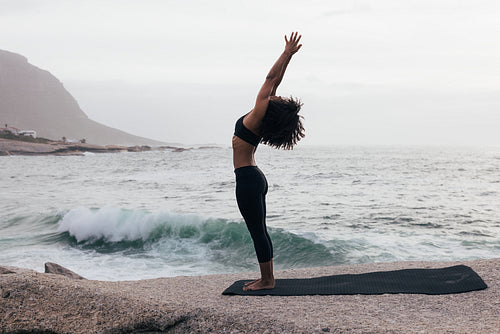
284;32;302;55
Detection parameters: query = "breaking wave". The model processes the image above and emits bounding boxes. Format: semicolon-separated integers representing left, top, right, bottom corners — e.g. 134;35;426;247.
56;207;340;271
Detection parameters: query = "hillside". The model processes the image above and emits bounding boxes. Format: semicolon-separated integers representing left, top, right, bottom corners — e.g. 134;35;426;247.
0;49;164;146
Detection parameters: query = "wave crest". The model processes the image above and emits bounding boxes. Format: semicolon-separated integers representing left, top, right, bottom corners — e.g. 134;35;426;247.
57;207;338;269
57;207;207;243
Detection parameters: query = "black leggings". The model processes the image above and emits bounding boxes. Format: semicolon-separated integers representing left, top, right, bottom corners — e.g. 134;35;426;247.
235;166;273;263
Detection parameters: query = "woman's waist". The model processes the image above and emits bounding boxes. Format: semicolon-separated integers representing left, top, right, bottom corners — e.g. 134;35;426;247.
233;159;257;169
234;165;259;173
232;147;256;170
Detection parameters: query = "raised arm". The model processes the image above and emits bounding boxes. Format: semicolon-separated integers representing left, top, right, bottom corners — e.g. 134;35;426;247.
268;33;302;96
245;32;302;130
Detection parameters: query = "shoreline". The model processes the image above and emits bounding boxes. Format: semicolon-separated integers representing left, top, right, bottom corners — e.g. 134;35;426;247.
0;138;190;156
1;258;498;333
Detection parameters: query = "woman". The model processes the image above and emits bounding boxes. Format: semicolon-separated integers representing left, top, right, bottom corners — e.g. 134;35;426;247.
233;32;304;291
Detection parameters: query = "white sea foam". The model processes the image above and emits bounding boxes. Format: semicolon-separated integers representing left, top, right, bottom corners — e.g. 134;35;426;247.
57;207;205;242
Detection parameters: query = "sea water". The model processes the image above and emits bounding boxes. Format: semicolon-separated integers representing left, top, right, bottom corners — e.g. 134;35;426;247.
0;146;498;280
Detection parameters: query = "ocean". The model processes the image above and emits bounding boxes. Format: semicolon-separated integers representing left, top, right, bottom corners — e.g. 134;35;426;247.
1;145;499;280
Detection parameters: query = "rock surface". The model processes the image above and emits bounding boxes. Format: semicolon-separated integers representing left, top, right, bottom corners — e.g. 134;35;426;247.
1;258;498;333
0;138;186;155
44;262;86;280
0;49;164;146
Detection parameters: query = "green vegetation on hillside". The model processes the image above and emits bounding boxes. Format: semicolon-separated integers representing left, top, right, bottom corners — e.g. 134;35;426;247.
0;132;52;144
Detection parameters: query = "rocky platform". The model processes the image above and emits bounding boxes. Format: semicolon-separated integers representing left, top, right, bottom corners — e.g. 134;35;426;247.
1;258;498;333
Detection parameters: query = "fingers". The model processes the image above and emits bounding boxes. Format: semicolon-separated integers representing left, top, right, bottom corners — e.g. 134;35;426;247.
295;33;302;44
284;32;302;54
286;32;302;45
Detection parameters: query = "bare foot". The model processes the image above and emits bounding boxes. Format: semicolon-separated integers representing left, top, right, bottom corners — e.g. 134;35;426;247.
242;278;275;291
244;279;261;287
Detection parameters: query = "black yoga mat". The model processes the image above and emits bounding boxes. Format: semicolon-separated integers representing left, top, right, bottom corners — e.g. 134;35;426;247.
222;265;487;296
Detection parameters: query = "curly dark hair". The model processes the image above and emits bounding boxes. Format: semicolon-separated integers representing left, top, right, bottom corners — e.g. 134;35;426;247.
260;96;305;150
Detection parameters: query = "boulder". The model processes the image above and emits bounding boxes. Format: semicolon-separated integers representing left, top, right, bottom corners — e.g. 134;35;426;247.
0;266;15;274
44;262;86;280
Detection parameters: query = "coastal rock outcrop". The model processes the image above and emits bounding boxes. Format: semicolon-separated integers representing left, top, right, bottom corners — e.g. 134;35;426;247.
0;138;184;156
0;49;163;146
0;267;15;275
44;262;86;280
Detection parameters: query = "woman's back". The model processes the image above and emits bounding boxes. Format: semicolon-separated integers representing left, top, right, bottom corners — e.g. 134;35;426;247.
232;131;257;169
232;113;261;169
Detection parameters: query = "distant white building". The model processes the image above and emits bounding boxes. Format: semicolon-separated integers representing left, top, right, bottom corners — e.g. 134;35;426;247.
19;130;37;138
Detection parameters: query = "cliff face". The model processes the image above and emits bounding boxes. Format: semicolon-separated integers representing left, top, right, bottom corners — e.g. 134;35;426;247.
0;49;163;146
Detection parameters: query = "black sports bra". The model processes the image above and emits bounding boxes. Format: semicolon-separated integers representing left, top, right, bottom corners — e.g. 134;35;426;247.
234;114;262;147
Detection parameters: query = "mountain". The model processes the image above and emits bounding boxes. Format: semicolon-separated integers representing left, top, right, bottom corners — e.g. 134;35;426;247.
0;49;164;146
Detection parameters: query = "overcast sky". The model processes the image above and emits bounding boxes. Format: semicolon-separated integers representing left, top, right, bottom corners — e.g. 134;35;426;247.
1;0;499;146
